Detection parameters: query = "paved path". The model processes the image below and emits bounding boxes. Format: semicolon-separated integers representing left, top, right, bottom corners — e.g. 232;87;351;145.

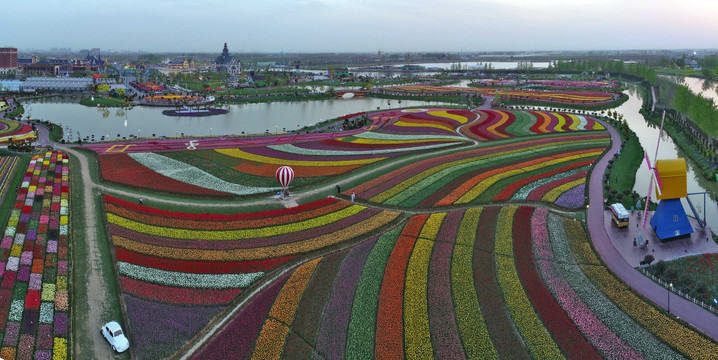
587;119;718;341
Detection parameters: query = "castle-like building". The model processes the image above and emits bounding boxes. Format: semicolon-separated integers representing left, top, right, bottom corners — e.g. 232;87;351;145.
215;43;240;76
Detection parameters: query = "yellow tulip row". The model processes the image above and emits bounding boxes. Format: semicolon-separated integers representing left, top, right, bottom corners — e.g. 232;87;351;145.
452;207;499;359
404;238;434;359
107;205;366;240
112;211;401;261
253;258;321;360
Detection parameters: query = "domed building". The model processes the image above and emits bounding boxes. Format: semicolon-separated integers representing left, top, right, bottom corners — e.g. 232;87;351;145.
215;43;240;76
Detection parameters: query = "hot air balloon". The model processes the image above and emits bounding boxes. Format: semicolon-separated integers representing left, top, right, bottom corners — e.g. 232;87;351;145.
275;166;294;189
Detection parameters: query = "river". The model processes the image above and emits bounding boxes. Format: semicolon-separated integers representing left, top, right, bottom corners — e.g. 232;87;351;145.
613;84;717;231
23;97;448;140
662;75;718;105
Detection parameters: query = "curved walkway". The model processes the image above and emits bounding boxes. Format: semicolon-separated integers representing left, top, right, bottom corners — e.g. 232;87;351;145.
587;119;718;341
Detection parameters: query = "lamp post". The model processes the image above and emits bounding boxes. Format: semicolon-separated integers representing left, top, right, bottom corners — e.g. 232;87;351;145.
210;127;212;136
668;283;673;314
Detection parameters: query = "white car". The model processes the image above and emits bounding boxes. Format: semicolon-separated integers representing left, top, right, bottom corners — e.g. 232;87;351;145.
101;321;130;353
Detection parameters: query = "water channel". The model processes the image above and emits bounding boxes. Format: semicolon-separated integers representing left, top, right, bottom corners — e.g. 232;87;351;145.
613;84;717;231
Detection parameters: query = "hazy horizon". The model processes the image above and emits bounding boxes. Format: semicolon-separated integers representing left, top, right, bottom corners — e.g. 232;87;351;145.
3;0;717;53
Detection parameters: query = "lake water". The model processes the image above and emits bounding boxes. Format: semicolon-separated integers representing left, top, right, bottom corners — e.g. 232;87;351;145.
613;85;717;230
24;97;448;140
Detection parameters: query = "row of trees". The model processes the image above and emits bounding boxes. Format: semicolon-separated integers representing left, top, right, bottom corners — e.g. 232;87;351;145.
549;59;658;84
672;85;718;137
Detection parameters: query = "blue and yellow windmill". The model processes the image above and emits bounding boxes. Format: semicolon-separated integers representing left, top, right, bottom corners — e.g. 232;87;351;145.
648;158;694;240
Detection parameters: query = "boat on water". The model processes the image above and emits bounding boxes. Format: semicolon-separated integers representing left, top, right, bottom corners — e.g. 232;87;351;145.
162;105;228;117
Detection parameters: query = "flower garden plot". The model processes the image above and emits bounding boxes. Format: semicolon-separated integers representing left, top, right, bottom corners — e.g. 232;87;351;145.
0;121;36;144
498;90;616;104
189;204;717;359
462;110;605;141
0;156;20;203
349;132;608;207
0;151;69;360
102;195;400;359
99;153;233;196
366;108;477;136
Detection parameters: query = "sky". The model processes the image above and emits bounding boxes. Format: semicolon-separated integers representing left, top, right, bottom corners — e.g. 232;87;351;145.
3;0;718;53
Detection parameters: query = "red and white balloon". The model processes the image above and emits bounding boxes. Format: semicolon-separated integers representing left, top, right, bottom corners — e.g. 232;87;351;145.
275;166;294;189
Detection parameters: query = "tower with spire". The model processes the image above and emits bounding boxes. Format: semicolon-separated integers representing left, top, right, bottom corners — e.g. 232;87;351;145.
215;43;240;76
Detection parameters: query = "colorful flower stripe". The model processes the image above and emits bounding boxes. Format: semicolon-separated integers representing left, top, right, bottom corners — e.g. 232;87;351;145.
346;226;402;358
107;204;366;240
111;210;400;261
426;211;465;358
0;123;36;144
348;130;466;142
542;178;586;203
105;197;350;230
100;153;230;196
287;251;347;359
120;277;242;306
499;90;615;103
128;152;277;195
238;144;392;162
404;238;434;359
442;149;602;205
231;161;362;178
527;169;589;201
266;141;457;156
494;206;564;359
512;207;602;359
551;215;683;358
468;110;604;140
252;257;321;360
452;208;498;358
114;247;298;274
532;210;644;359
107;207;381;251
375;214;427;359
117;261;264;289
216;148;385;166
192;273;289;360
104;194;339;222
493;160;592;200
314;238;376;359
0;151;69;360
0;156;19;203
566;219;718;359
355;133;607;202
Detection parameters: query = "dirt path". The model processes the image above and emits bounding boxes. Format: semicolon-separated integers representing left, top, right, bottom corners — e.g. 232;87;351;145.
62;147;119;359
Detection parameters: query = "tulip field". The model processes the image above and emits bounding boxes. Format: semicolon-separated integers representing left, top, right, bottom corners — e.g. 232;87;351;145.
0;120;36;144
192;206;718;359
103;195;400;358
95;108;472;196
19;105;706;359
462;110;605;141
0;151;69;360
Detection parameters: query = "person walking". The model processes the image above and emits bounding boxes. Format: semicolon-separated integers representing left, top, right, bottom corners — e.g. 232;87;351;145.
351;191;355;203
335;184;341;194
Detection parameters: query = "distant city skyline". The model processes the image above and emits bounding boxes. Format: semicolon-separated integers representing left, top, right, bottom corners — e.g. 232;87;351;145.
3;0;717;53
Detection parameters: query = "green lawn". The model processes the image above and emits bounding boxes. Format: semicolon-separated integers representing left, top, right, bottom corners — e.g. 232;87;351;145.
602;118;645;210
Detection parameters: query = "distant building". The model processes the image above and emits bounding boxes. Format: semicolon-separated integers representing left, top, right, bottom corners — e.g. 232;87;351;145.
215;43;240;76
328;67;349;79
168;57;190;70
17;55;38;66
0;48;18;72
